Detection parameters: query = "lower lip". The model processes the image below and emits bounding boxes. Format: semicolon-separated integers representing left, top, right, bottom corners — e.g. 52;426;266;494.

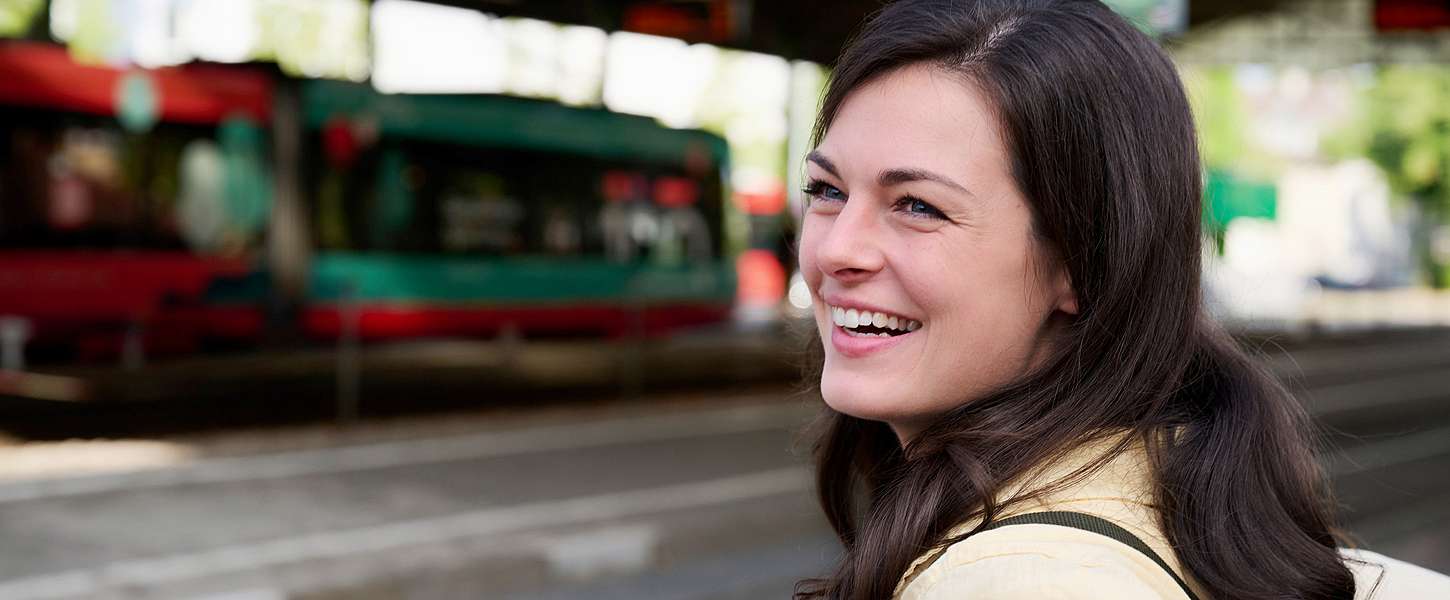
830;325;913;358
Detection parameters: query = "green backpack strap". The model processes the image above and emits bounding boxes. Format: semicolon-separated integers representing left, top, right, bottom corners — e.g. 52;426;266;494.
980;510;1202;600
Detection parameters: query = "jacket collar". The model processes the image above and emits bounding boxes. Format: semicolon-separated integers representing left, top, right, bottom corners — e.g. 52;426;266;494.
892;431;1155;597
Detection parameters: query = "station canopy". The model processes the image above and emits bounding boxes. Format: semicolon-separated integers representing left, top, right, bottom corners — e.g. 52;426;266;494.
409;0;1297;65
3;0;1320;73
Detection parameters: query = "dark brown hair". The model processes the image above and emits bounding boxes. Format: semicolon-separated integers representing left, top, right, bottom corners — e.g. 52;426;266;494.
795;1;1355;599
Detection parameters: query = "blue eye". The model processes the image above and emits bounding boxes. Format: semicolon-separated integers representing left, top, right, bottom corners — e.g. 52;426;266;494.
899;196;946;219
802;179;846;203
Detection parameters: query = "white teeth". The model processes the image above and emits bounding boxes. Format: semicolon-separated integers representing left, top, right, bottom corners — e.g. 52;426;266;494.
827;305;921;334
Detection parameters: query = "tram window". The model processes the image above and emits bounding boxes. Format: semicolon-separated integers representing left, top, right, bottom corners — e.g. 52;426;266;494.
0;108;267;254
438;172;523;253
305;136;721;262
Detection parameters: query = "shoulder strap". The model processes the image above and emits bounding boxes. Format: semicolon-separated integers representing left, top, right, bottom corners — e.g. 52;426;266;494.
981;511;1201;600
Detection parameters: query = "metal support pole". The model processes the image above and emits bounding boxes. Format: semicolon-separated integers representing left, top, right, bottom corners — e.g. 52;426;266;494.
497;321;521;368
0;316;31;372
268;79;312;335
621;273;645;400
122;319;146;371
336;283;360;424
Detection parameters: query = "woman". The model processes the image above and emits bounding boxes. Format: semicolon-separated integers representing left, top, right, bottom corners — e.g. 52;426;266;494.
793;1;1359;598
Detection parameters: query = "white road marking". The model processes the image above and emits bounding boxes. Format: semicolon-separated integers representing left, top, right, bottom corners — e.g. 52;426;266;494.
186;590;287;600
0;400;809;504
543;524;659;581
0;467;810;600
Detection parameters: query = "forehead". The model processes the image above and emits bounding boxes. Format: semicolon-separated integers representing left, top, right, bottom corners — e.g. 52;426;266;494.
816;64;1008;179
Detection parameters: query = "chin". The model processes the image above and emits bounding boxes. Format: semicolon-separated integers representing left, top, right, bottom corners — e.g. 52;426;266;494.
819;362;910;424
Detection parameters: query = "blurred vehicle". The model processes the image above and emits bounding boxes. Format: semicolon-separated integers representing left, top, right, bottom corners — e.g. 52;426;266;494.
0;41;737;367
298;79;735;340
0;41;273;363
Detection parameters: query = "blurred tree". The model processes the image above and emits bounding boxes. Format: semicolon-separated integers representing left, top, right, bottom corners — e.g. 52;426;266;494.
1184;66;1246;172
255;0;371;82
1183;66;1284;178
1323;66;1450;287
63;0;116;64
0;0;43;38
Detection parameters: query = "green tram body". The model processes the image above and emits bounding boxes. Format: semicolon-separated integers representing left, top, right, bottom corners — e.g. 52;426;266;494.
298;80;737;339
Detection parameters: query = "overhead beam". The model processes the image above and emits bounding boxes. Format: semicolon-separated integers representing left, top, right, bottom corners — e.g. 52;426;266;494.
402;0;1309;65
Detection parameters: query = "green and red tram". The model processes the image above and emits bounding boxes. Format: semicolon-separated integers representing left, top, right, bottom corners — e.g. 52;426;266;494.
0;43;737;365
298;80;736;340
0;41;272;362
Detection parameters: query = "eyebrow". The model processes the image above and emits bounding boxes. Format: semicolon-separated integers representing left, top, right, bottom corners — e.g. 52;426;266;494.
806;150;973;196
805;150;843;179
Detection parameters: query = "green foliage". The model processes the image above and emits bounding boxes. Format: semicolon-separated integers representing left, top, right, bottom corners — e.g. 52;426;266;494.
1182;66;1284;179
254;0;370;81
64;0;116;63
1183;67;1243;171
0;0;43;38
1324;66;1450;287
1325;66;1450;213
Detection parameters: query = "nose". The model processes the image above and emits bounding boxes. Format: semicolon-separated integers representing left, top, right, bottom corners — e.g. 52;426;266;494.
812;201;886;284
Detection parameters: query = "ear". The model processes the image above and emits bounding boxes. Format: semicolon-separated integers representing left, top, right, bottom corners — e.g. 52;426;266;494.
1053;266;1079;316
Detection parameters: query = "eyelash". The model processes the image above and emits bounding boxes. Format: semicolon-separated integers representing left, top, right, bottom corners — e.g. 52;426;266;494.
801;178;947;221
801;179;845;204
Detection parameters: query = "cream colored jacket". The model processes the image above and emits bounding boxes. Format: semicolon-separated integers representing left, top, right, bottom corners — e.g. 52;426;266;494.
890;435;1450;600
892;434;1205;600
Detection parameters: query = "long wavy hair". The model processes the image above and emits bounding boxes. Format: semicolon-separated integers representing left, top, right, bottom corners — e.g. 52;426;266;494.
794;1;1355;599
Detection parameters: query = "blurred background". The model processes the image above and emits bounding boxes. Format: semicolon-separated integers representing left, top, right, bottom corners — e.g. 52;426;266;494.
0;0;1447;598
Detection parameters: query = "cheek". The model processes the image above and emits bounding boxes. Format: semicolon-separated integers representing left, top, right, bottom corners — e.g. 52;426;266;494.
910;238;1042;354
797;219;824;283
899;241;962;313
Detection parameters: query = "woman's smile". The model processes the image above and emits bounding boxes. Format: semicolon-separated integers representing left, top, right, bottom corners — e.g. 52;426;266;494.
822;301;924;358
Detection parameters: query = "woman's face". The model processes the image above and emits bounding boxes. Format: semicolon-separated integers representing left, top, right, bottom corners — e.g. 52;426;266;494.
799;64;1077;442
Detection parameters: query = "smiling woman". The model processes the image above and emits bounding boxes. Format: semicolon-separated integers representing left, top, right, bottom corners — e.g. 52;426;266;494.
793;1;1361;600
800;63;1076;442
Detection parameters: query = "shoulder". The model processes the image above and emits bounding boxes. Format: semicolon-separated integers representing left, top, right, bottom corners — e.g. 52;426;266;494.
898;523;1192;600
1342;547;1450;600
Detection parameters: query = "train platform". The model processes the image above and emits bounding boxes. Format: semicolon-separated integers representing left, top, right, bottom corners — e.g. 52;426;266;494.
0;318;805;440
0;319;795;400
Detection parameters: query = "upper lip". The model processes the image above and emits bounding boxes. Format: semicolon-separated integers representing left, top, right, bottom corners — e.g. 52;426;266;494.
818;293;919;322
